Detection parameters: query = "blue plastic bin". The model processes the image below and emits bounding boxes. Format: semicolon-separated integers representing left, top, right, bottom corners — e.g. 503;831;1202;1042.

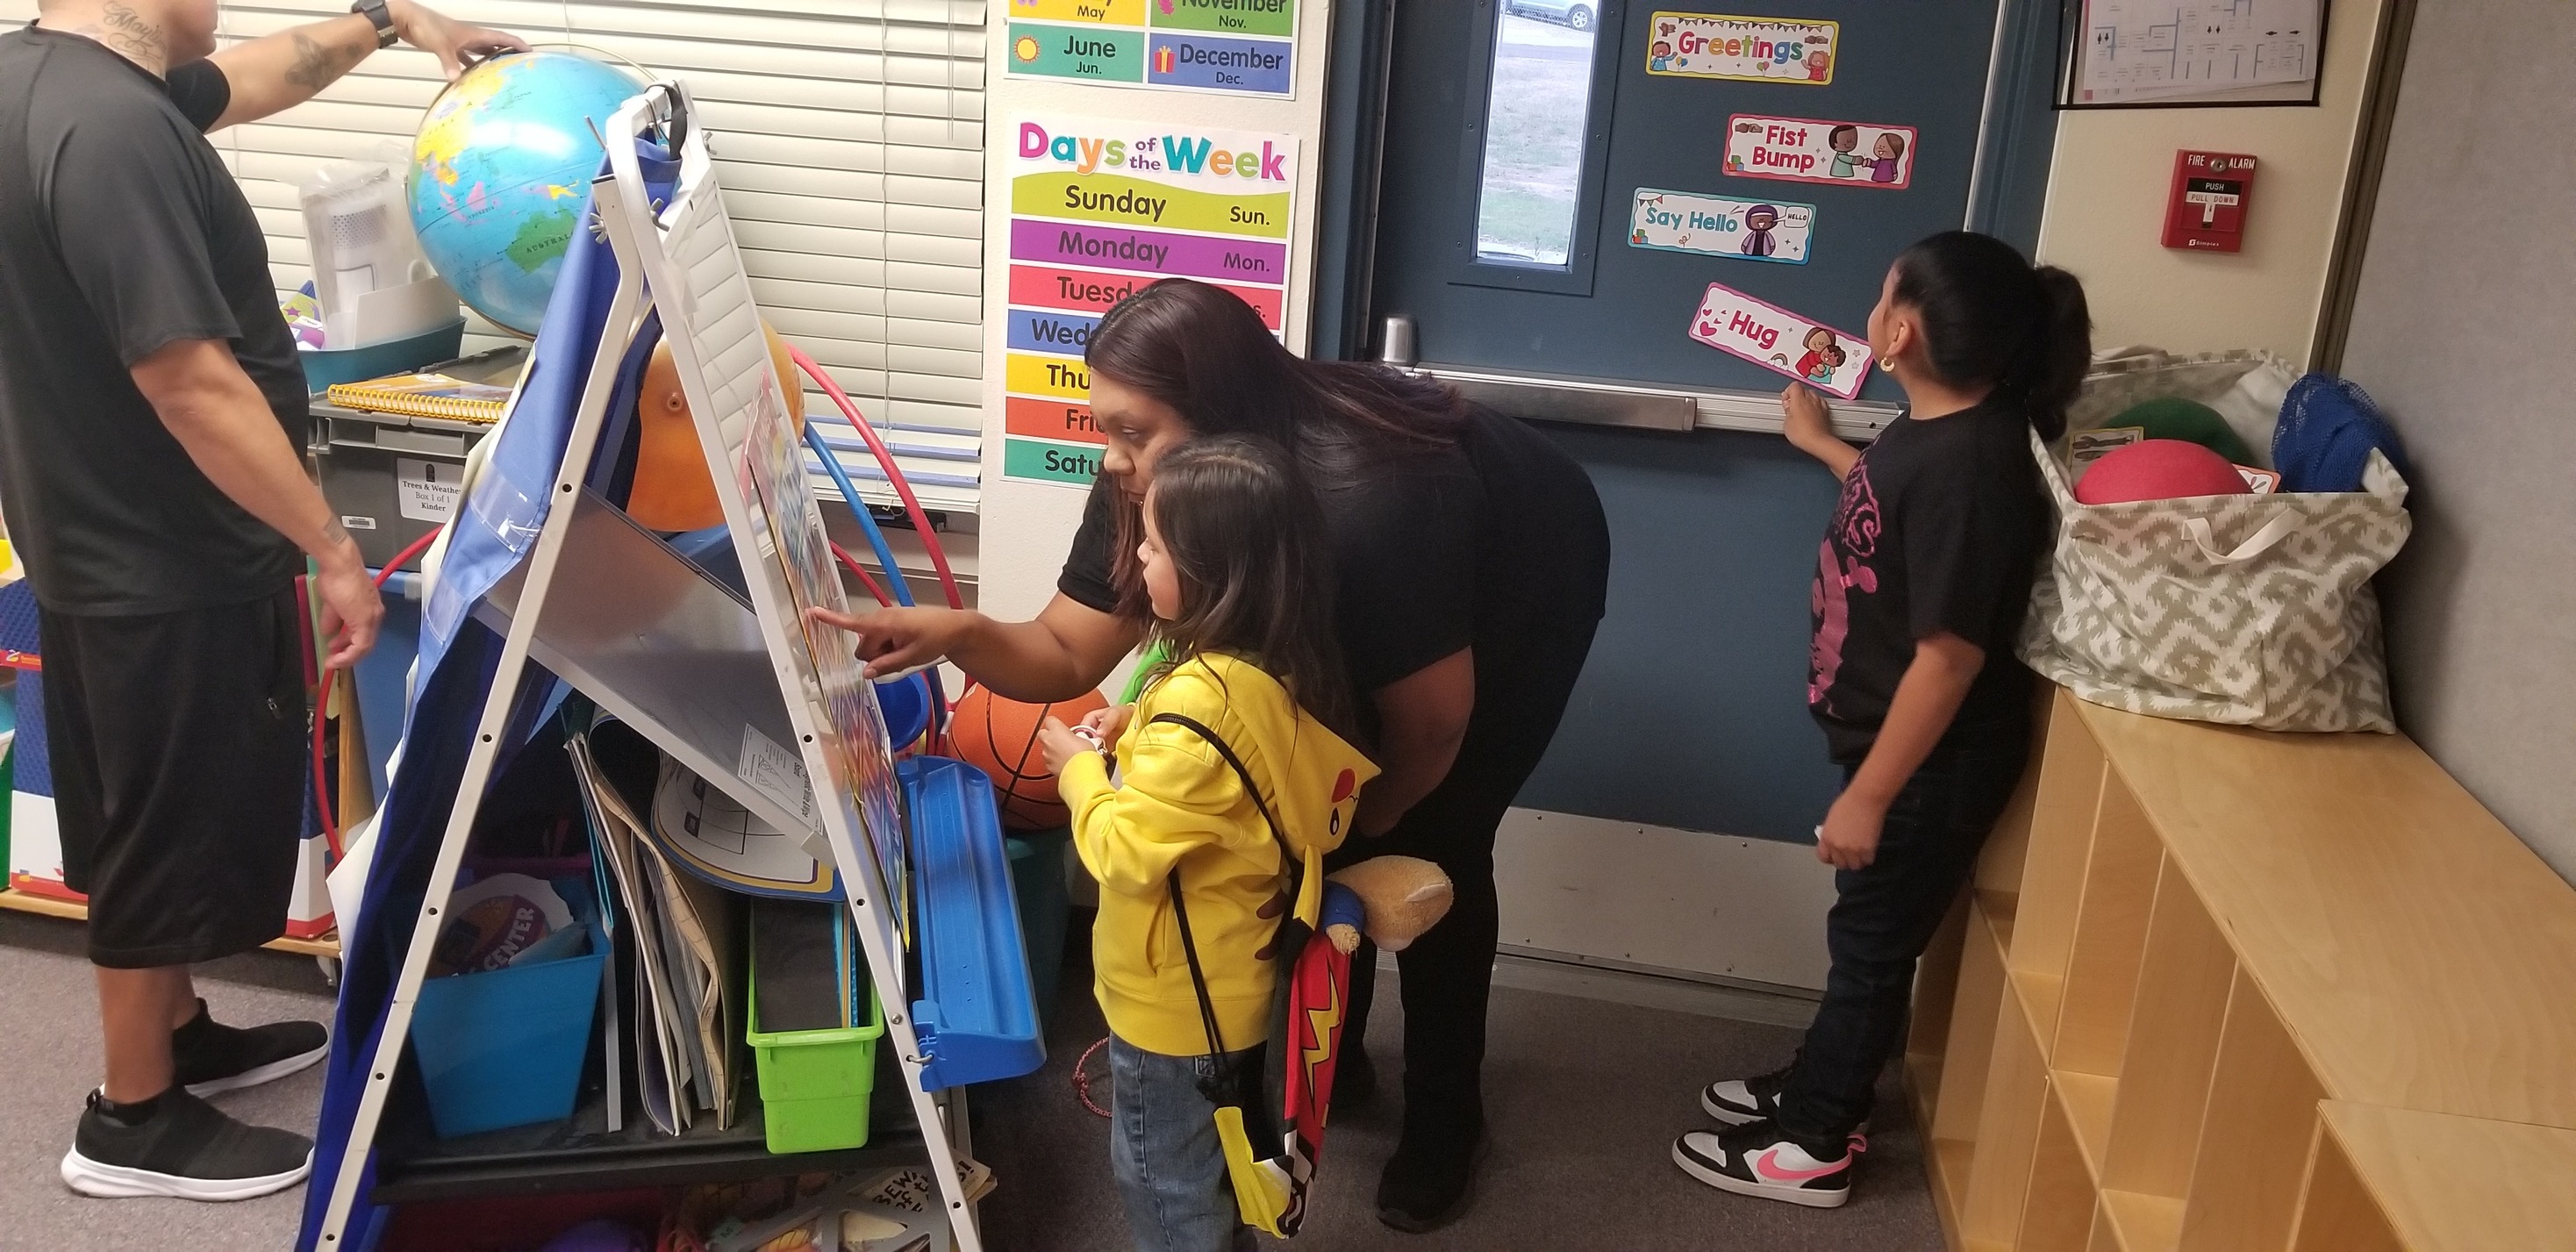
410;878;607;1139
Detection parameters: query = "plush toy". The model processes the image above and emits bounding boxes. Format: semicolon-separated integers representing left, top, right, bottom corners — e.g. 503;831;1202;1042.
1322;855;1455;954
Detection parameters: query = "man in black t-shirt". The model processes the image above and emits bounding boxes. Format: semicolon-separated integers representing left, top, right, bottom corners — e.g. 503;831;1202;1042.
0;0;519;1202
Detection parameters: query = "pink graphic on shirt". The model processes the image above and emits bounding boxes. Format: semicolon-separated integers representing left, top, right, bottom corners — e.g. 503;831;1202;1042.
1810;461;1881;708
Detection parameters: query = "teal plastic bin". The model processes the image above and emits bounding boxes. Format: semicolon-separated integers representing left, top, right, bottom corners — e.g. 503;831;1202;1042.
298;318;468;391
410;930;605;1138
1006;828;1071;1027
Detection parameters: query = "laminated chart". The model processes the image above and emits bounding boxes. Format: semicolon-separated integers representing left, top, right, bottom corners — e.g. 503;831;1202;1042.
1002;117;1298;486
2074;0;2321;104
1005;0;1298;97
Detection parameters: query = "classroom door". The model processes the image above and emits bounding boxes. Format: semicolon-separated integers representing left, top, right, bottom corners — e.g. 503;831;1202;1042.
1363;0;2014;981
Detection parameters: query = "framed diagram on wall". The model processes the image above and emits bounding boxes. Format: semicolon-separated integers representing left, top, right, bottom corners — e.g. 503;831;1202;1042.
2056;0;2330;109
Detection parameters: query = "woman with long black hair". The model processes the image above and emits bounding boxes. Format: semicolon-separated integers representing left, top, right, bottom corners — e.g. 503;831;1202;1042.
813;278;1610;1232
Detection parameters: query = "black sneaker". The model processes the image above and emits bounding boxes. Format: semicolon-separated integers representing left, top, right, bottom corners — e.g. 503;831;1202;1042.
173;999;329;1097
1699;1062;1794;1127
1671;1120;1855;1209
1335;1046;1377;1114
61;1087;312;1201
1376;1112;1485;1234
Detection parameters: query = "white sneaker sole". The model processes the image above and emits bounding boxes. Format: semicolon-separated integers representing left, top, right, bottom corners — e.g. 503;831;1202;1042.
61;1147;312;1201
1671;1139;1850;1209
182;1036;331;1098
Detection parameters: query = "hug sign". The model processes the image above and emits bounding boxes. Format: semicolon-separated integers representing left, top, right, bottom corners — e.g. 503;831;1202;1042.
1724;113;1915;190
1686;282;1873;400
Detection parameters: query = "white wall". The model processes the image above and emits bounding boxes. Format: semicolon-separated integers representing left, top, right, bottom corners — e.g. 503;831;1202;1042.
2035;0;2386;363
2340;2;2576;883
975;9;1337;627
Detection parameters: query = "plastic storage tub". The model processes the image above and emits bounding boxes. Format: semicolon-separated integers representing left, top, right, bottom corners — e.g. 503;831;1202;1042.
410;934;606;1138
746;928;885;1155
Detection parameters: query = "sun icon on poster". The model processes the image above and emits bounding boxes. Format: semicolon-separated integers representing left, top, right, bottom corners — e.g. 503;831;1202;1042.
1013;35;1040;62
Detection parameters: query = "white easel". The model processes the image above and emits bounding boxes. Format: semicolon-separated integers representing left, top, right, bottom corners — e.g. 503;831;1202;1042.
313;83;988;1251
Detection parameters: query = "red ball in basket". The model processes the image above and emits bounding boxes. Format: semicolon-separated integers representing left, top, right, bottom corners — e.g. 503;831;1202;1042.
2073;439;2252;506
948;683;1110;830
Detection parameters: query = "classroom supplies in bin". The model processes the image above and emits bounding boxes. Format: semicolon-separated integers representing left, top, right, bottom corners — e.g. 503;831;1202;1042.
746;898;884;1155
410;870;612;1139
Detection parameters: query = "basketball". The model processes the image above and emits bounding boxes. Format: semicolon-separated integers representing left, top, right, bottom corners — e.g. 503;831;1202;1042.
627;319;805;532
2074;439;2253;505
947;684;1109;830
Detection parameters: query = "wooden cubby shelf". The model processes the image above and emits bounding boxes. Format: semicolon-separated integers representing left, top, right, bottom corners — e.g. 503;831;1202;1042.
1907;690;2576;1252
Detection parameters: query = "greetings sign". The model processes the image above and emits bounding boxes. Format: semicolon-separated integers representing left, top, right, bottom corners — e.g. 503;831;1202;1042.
1724;113;1916;190
1645;12;1836;83
1002;115;1298;486
1630;189;1814;264
1686;282;1874;399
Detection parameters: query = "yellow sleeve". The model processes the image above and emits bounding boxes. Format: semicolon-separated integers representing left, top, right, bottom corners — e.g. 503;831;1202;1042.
1061;718;1249;898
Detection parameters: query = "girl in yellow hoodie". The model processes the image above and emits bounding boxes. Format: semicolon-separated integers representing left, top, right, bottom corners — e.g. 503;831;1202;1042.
1037;436;1378;1252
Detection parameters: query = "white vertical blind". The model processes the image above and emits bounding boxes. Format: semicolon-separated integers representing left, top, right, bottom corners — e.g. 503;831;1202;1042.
0;0;988;514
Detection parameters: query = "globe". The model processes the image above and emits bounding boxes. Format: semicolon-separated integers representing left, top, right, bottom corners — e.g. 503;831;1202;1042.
409;50;643;337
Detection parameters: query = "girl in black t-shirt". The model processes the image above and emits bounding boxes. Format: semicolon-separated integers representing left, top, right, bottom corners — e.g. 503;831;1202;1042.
1675;232;2089;1209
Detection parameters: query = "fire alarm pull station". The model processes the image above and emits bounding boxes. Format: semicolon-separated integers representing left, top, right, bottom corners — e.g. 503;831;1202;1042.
2165;151;2256;253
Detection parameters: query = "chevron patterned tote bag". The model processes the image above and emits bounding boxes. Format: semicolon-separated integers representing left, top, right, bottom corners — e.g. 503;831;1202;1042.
2018;429;2411;733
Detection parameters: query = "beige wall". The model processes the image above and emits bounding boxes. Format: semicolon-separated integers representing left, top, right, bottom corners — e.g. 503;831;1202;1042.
2035;0;2385;364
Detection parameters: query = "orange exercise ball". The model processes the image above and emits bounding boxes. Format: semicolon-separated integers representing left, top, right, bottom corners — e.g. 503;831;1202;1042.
627;319;805;532
947;684;1110;831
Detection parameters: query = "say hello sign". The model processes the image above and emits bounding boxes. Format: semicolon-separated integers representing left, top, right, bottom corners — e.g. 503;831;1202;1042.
1724;113;1916;190
1630;189;1814;264
1645;12;1837;84
1686;281;1874;400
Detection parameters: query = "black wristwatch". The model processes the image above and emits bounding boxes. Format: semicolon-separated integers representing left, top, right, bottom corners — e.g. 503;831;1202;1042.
351;0;397;50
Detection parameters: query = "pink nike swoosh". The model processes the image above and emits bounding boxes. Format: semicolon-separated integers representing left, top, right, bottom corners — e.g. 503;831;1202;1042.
1751;1147;1849;1183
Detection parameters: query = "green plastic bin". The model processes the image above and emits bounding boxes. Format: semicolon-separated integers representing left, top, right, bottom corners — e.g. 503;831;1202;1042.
747;948;885;1155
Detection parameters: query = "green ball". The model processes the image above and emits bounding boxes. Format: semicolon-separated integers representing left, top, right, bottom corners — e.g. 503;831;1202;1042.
2108;397;2253;464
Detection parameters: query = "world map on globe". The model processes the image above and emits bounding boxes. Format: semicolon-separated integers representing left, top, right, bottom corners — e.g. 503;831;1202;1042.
408;50;643;337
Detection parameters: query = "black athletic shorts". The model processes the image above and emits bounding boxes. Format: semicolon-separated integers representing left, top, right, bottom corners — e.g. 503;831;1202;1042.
40;588;307;968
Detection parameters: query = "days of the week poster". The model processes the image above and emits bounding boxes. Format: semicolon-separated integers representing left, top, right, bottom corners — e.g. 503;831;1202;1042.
1002;115;1299;486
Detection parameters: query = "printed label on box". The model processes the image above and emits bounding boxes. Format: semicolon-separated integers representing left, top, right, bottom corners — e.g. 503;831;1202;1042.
395;457;461;524
738;724;819;831
1685;281;1874;399
1724;113;1915;190
1630;189;1814;263
1646;12;1836;83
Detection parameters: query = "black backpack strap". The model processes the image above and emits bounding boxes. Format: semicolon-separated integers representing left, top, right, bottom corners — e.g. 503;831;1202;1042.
1152;711;1296;1076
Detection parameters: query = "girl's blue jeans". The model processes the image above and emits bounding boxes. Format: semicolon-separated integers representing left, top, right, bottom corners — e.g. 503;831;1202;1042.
1108;1036;1258;1252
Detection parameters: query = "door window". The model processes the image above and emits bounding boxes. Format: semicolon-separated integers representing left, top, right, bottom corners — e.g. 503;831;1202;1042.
1473;9;1604;268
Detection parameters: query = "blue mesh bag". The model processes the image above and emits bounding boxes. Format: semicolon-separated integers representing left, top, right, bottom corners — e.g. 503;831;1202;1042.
2275;373;2408;494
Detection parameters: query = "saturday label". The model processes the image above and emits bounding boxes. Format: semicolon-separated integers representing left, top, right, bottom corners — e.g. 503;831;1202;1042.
1724;113;1916;190
1646;12;1836;83
1685;281;1874;400
1629;189;1814;264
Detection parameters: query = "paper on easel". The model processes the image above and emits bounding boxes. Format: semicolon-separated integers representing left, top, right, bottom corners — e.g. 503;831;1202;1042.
570;732;693;1134
651;753;837;898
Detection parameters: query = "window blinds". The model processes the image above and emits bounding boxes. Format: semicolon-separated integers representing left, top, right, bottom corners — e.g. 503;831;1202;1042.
1;0;989;515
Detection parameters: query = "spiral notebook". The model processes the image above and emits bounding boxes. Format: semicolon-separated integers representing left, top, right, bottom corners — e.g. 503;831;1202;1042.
325;371;514;424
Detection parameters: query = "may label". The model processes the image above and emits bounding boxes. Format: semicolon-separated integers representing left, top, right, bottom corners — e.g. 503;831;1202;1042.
1724;113;1915;190
1646;12;1836;83
1686;282;1874;400
395;456;461;523
1630;189;1814;263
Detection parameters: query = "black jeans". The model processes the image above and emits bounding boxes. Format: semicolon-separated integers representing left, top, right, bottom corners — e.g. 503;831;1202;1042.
1775;719;2030;1147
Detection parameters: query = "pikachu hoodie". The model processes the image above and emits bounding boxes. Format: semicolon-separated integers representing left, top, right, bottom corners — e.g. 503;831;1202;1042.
1058;652;1377;1058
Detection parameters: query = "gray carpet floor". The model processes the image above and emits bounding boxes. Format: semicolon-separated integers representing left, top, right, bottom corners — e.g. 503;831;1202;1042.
0;910;1943;1251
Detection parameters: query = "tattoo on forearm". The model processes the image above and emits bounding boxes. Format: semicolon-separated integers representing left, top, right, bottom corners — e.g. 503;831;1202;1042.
284;29;369;90
322;517;352;547
93;2;167;61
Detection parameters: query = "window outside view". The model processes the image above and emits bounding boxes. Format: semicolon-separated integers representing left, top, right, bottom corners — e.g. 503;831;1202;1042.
1474;10;1601;268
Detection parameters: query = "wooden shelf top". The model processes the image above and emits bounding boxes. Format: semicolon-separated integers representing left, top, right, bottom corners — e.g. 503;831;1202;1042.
2071;698;2576;1130
2318;1101;2576;1252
